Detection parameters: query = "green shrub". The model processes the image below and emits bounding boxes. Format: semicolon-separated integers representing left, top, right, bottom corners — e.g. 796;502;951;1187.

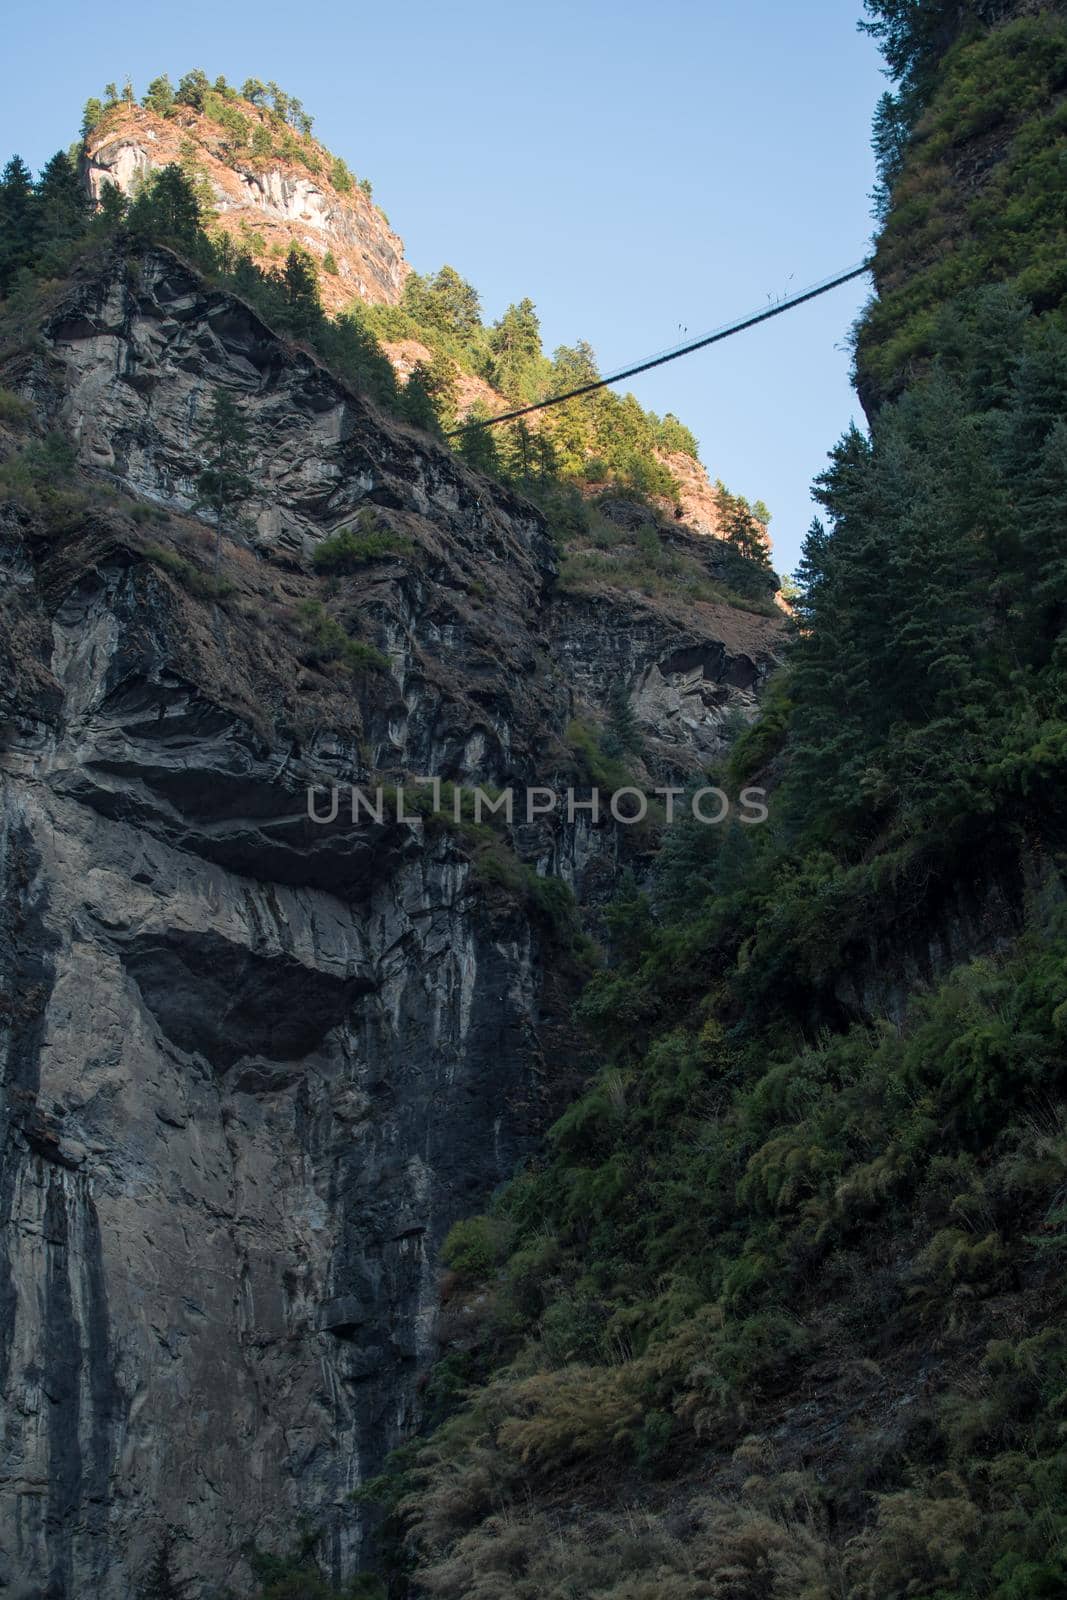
564;718;634;794
294;599;388;672
311;509;411;572
0;387;31;426
441;1215;511;1281
143;544;234;599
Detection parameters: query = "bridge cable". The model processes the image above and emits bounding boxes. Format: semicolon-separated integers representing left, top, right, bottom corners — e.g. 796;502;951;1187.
446;259;874;434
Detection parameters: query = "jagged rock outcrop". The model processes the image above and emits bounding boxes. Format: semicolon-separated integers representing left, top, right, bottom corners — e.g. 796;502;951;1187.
85;104;409;313
0;247;785;1596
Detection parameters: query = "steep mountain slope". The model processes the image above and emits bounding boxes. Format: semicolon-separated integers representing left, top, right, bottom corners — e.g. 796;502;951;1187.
76;77;768;555
85;99;408;313
0;225;784;1598
366;5;1067;1600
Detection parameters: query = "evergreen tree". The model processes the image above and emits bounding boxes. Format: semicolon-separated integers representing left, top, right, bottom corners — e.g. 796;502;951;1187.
34;151;90;255
279;244;320;336
602;681;643;760
655;412;700;458
143;75;175;116
547;342;601;474
0;155;36;292
241;79;268;106
194;388;253;574
175;69;210;110
423;350;458;430
82;98;106;138
140;1533;185;1600
456;406;501;476
535;429;559;485
870;89;910;219
503;419;536;482
402;265;481;341
128;164;202;248
95;180;128;232
487;298;542;398
250;123;273;163
715;484;769;565
400;364;441;433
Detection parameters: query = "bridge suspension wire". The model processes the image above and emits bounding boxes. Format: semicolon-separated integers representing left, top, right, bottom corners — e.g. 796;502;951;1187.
446;260;874;434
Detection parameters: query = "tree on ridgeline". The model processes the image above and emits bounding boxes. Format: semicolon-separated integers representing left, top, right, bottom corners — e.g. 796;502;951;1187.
143;75;176;116
0;156;36;291
128;164;202;249
715;482;769;565
487;297;542;399
175;69;210;111
35;151;91;257
402;265;482;342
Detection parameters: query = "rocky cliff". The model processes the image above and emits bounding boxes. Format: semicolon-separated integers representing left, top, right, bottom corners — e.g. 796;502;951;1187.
0;245;784;1595
82;93;754;549
85;102;409;314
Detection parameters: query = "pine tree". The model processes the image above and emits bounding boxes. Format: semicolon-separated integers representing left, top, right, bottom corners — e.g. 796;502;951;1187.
35;151;90;255
280;245;320;336
127;164;202;248
457;407;501;476
402;265;481;341
95;180;128;233
194;389;253;575
0;155;36;292
140;1534;185;1600
143;75;175;116
535;429;559;485
488;298;542;399
422;351;458;431
250;123;273;163
602;682;642;760
400;364;441;433
870;90;910;219
175;70;210;110
504;419;536;482
82;98;106;138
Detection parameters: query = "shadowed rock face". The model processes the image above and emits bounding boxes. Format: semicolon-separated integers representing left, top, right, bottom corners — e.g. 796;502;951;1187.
0;249;785;1596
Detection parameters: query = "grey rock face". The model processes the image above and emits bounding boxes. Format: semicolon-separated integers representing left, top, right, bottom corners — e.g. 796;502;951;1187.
0;248;784;1595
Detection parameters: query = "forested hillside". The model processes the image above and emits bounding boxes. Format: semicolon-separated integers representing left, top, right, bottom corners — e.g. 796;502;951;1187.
342;4;1067;1598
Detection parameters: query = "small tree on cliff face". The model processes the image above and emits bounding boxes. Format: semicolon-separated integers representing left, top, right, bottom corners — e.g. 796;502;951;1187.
194;388;253;575
140;1533;186;1599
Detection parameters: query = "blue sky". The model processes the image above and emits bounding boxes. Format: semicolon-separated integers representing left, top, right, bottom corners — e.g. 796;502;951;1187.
3;0;886;575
